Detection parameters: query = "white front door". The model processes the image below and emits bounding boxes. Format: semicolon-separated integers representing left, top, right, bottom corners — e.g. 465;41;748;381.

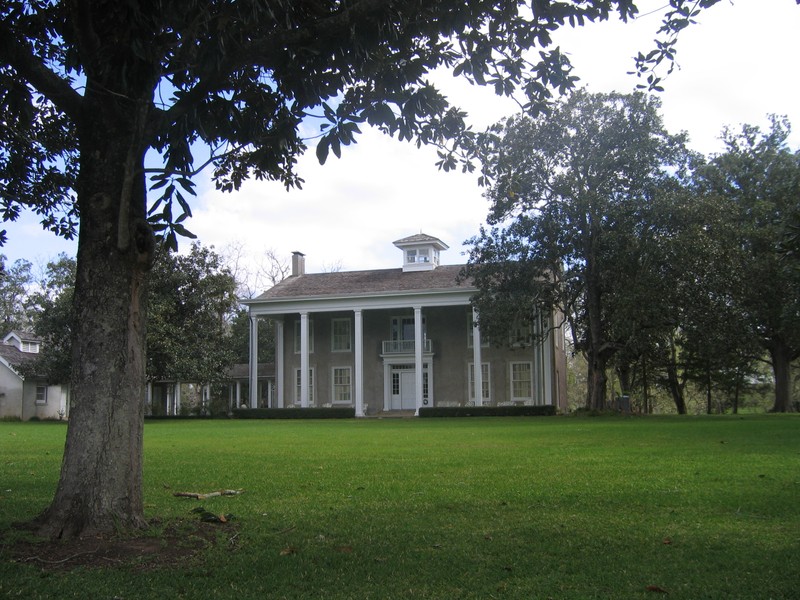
400;370;417;410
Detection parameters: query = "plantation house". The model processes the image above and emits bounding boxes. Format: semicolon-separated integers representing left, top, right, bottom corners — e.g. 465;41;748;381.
243;233;567;415
0;331;69;421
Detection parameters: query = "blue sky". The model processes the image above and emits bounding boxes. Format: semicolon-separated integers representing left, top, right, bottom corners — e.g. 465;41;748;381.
3;0;799;290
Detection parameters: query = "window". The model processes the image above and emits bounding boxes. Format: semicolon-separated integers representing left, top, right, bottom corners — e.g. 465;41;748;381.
509;320;533;347
21;341;40;353
510;362;533;401
293;318;314;353
331;318;352;352
35;385;47;405
294;368;315;404
391;316;425;341
406;248;430;264
332;367;352;404
469;362;491;402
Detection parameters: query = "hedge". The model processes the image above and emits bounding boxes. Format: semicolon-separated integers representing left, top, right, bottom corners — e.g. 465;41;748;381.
418;405;557;418
232;407;356;419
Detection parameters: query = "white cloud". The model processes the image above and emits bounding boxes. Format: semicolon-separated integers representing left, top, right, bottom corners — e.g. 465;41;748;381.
4;0;799;287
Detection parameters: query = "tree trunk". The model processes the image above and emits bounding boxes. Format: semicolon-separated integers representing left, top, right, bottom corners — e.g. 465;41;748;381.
586;348;608;411
665;361;687;415
769;340;795;413
32;83;155;539
583;230;610;411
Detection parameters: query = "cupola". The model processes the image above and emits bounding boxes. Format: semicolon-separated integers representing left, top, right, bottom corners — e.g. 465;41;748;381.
393;233;449;272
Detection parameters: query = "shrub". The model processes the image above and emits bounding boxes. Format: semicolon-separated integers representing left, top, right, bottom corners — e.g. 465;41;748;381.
419;405;556;417
232;407;356;419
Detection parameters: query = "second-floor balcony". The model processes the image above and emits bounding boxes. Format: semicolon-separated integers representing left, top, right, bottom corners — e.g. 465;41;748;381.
381;339;433;355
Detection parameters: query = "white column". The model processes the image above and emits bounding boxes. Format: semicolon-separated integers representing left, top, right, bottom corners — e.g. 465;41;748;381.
300;311;309;408
275;319;284;408
472;307;484;406
248;315;259;408
542;313;554;406
414;306;423;416
354;309;365;417
235;381;241;409
175;382;182;415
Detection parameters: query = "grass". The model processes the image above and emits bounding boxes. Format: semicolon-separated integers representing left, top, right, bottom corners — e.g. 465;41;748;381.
1;415;798;599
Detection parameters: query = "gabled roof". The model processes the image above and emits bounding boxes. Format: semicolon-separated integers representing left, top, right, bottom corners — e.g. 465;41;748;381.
3;330;42;344
0;343;38;373
253;264;470;301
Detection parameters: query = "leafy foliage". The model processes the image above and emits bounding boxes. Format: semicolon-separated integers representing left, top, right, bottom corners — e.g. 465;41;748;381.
147;243;239;383
24;253;76;384
466;90;692;409
0;1;724;249
692;116;800;411
0;254;34;332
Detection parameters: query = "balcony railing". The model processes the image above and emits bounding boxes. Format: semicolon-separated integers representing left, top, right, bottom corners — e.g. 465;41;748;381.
381;339;432;354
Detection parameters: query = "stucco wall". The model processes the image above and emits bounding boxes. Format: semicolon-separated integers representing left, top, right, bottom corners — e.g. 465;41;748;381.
0;364;23;419
276;305;558;413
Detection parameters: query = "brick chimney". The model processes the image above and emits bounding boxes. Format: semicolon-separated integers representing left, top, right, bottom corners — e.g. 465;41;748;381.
291;251;305;276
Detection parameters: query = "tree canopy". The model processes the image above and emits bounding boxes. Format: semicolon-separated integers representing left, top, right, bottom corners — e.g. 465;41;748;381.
147;243;239;384
465;90;692;410
693;117;800;412
467;94;800;414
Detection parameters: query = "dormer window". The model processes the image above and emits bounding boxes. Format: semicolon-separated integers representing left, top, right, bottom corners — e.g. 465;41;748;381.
2;331;41;353
394;233;448;272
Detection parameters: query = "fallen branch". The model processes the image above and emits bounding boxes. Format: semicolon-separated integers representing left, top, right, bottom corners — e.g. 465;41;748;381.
173;489;244;500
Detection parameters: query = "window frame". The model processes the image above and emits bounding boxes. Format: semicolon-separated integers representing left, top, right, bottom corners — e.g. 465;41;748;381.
331;318;352;352
35;385;48;405
294;368;315;404
331;366;353;405
510;361;533;402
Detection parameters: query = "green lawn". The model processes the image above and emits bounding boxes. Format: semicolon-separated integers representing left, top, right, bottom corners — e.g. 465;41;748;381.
1;415;798;599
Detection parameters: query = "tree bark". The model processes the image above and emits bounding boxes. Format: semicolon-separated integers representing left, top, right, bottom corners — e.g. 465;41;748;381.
32;82;155;539
769;339;795;413
666;336;687;415
586;350;608;411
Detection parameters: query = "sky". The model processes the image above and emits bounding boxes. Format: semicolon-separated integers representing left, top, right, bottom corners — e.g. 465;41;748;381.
3;0;800;290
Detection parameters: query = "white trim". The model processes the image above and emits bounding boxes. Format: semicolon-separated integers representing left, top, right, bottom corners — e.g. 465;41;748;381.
331;317;352;352
354;309;364;417
471;307;483;406
510;362;533;402
294;318;314;353
414;306;424;415
299;312;310;407
275;319;285;408
469;362;491;404
249;315;259;408
331;366;353;405
246;288;475;317
35;385;47;405
294;366;315;406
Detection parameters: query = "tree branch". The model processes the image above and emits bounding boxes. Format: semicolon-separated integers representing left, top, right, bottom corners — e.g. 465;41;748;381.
0;21;83;120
